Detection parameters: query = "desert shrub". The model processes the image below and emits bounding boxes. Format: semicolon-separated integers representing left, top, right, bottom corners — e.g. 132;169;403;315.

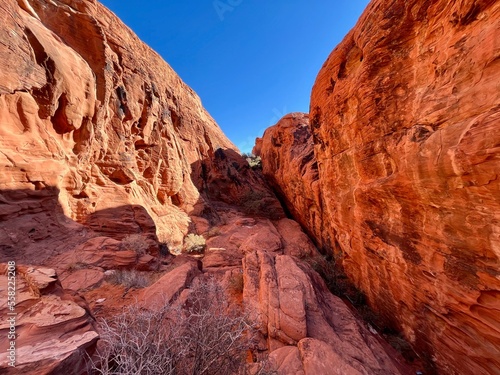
183;233;206;254
90;278;257;375
254;360;279;375
306;254;345;294
245;154;262;170
105;269;152;289
120;234;149;256
241;190;267;215
180;278;251;374
90;302;183;374
296;246;313;259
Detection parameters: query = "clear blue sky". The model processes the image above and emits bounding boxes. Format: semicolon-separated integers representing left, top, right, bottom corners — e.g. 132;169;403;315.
99;0;370;153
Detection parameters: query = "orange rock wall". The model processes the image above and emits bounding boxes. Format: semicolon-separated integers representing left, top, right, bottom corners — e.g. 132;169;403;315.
0;0;236;251
309;0;500;374
259;0;499;374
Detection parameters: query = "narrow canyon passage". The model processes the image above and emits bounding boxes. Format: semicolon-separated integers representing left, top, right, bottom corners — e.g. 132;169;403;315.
0;0;498;374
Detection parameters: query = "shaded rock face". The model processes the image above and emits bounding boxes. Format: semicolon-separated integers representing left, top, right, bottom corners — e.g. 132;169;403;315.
0;264;98;374
0;0;236;252
191;148;285;220
259;0;500;374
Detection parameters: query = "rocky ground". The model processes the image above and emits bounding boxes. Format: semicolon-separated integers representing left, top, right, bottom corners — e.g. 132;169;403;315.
0;201;421;374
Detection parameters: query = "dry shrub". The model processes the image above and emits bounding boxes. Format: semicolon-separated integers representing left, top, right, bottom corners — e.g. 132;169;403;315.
241;191;267;216
245;154;262;170
66;262;88;273
105;269;152;289
229;272;244;294
90;278;259;375
206;226;221;238
184;233;206;254
120;234;149;256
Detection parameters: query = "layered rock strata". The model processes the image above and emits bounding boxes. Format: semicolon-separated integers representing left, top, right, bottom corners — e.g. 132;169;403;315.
0;264;98;374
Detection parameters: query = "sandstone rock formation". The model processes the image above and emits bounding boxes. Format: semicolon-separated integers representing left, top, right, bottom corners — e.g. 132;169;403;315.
243;250;402;374
254;113;330;250
0;0;236;259
259;0;500;374
191;147;285;220
0;264;98;374
0;0;448;373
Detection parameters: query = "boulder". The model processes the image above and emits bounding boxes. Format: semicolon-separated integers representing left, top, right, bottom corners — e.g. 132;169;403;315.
243;251;403;374
0;264;97;374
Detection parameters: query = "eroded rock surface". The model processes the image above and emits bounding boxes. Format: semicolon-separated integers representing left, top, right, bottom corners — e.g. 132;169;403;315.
0;0;464;373
259;0;500;374
0;264;98;374
254;113;329;250
243;250;402;374
0;0;236;260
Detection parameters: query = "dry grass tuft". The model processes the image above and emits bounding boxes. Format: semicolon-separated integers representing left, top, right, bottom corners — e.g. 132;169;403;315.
105;269;152;289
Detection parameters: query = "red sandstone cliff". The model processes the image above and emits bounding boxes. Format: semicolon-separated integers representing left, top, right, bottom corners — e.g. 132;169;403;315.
0;0;413;373
254;113;330;250
258;0;500;374
0;0;236;258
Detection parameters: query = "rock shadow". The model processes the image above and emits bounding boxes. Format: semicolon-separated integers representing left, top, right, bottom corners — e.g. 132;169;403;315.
189;148;285;221
0;185;158;265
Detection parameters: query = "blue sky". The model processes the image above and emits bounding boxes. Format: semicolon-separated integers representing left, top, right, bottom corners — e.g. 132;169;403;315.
99;0;370;153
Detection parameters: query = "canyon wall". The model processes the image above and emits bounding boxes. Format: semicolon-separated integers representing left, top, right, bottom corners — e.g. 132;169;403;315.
259;0;500;374
0;0;236;262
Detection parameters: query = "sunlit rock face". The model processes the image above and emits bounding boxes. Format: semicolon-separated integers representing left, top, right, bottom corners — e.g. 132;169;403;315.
0;0;237;256
254;113;331;251
259;0;500;373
